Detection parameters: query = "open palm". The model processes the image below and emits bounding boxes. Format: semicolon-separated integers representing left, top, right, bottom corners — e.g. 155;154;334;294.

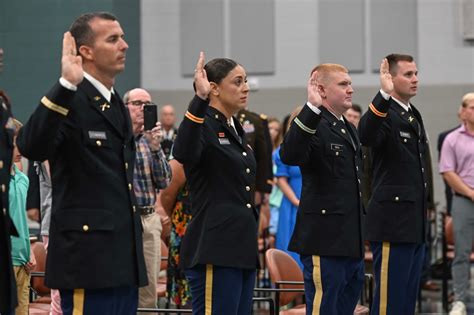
61;32;83;85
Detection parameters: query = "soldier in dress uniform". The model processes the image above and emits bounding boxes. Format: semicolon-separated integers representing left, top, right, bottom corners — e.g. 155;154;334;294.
280;63;366;314
16;12;147;314
359;54;430;315
173;52;258;315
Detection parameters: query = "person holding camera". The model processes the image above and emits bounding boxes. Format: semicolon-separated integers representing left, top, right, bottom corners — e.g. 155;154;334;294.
124;88;171;312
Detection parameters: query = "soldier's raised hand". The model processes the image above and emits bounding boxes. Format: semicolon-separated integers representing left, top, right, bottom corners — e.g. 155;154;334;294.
61;32;83;86
194;52;211;100
307;71;323;107
380;58;393;95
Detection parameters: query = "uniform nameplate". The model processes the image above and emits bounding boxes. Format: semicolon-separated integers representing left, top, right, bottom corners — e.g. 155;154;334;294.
218;138;230;145
88;131;107;140
330;143;344;151
399;131;411;138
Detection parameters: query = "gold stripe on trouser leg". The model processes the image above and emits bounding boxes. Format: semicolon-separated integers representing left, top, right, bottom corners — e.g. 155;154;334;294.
205;264;213;315
312;256;323;315
72;288;85;315
379;242;390;315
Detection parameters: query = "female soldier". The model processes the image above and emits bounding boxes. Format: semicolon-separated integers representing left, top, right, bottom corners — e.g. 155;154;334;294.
173;52;258;314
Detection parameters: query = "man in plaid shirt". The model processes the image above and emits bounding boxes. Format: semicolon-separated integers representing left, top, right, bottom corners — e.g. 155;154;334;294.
124;88;171;312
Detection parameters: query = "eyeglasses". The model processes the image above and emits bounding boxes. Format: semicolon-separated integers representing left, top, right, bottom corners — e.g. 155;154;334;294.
126;100;156;107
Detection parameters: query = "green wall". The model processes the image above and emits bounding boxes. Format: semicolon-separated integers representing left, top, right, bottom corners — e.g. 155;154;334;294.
0;0;140;122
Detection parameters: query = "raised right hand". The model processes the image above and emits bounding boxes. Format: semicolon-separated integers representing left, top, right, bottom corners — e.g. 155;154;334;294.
194;51;211;100
307;70;322;107
61;32;83;86
380;58;393;95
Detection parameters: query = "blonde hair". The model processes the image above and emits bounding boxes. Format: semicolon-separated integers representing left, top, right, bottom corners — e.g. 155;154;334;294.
461;93;474;108
310;63;348;85
268;117;282;150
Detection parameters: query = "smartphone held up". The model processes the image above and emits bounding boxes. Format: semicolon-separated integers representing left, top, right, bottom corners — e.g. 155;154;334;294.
143;104;158;131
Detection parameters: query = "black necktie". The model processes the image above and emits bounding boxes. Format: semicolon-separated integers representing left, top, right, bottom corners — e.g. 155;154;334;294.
342;120;356;150
408;107;421;136
110;93;125;133
227;120;241;143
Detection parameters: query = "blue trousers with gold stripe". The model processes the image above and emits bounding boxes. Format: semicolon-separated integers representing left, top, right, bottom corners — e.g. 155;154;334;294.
370;242;425;315
59;286;138;315
185;264;256;315
301;255;364;315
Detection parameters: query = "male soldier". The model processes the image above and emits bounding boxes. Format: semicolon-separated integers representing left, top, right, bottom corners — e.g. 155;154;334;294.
17;12;147;314
159;104;178;159
359;54;429;315
280;64;365;314
0;46;18;313
124;88;171;312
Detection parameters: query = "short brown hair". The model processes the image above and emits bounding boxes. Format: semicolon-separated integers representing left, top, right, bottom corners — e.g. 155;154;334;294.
69;12;118;54
350;104;362;114
386;53;414;75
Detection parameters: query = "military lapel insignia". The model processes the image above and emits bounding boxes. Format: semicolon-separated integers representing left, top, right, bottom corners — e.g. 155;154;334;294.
100;103;111;112
94;96;101;101
333;122;337;126
401;111;405;115
408;116;414;123
341;128;346;134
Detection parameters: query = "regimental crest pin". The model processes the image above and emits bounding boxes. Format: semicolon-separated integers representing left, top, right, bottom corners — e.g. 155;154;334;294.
100;103;111;111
